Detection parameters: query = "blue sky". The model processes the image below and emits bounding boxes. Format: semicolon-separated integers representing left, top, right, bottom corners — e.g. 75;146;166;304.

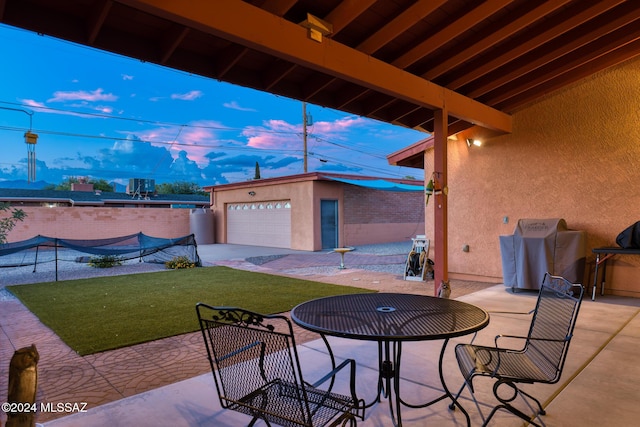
0;24;426;188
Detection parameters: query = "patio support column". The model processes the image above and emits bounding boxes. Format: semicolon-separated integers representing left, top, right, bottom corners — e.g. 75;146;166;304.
431;108;448;295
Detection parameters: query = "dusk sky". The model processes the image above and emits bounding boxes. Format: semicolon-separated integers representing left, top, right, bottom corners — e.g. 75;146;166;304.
0;24;426;189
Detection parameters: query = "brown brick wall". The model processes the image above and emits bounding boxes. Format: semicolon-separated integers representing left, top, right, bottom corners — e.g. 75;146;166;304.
343;186;423;224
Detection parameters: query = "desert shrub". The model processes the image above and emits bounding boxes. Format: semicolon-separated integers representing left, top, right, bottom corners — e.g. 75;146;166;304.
165;256;197;269
88;255;123;268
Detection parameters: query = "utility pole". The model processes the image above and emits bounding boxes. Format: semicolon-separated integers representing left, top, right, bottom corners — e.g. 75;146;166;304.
302;102;308;173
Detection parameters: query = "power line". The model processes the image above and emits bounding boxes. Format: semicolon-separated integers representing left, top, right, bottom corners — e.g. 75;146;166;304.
0;125;300;155
0;102;420;179
0;100;300;136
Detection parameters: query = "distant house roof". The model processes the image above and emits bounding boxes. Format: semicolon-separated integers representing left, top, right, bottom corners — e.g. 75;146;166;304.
0;188;210;207
323;176;423;192
204;172;423;192
387;137;435;169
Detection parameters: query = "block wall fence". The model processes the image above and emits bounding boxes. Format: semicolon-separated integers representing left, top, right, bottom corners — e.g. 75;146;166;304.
5;207;193;241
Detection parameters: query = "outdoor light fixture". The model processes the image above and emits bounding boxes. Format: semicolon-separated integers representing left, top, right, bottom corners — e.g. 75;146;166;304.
300;13;333;42
248;191;256;196
466;138;482;147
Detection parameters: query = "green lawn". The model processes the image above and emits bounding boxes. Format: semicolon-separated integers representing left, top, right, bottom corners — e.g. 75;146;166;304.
7;266;374;355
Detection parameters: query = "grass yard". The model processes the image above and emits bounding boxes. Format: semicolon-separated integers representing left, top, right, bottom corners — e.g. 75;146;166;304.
7;266;374;355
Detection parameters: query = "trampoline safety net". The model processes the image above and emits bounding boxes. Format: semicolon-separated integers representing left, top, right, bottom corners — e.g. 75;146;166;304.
0;232;201;271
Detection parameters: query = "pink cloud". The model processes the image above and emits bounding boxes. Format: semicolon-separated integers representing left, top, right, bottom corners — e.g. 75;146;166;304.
310;116;367;134
243;116;367;150
223;100;256;112
244;120;300;150
18;98;97;118
136;120;225;166
20;99;46;108
171;90;203;101
48;88;117;103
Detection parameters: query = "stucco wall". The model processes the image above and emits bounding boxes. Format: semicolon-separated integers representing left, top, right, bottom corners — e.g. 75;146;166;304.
212;180;323;251
211;179;425;251
6;207;193;241
425;56;640;296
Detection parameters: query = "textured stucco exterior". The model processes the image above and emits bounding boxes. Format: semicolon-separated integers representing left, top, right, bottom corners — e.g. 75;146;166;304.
423;56;640;297
209;174;424;251
211;178;318;250
6;207;193;241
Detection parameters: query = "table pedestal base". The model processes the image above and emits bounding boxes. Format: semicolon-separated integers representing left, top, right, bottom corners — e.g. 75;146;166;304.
358;339;472;427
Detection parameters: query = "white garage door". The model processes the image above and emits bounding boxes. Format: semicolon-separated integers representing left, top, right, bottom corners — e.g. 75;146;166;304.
226;200;291;248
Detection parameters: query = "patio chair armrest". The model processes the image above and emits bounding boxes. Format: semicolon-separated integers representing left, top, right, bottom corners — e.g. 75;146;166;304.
487;309;535;316
495;334;570;347
310;358;360;409
494;333;527;347
525;336;571;343
310;358;354;388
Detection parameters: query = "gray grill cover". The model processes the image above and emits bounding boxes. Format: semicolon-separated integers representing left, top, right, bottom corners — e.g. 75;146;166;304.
500;218;586;290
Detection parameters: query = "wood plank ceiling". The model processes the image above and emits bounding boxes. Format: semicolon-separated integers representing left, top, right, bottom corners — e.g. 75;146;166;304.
2;0;640;149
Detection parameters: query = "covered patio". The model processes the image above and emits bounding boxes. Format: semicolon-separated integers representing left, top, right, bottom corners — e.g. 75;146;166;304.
2;2;640;426
38;278;640;426
3;1;640;294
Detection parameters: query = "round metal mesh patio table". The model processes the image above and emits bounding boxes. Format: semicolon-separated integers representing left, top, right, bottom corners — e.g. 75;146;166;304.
291;293;489;426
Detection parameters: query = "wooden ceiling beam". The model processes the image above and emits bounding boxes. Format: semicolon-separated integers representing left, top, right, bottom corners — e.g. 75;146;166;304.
402;108;437;130
263;61;297;90
334;87;371;110
301;75;337;100
497;38;640;112
259;0;297;17
486;26;640;107
392;0;513;70
357;0;446;55
362;96;399;117
447;0;625;90
324;0;375;34
86;0;111;44
122;0;512;133
469;8;640;99
422;0;571;81
386;104;423;124
215;45;249;79
160;25;189;64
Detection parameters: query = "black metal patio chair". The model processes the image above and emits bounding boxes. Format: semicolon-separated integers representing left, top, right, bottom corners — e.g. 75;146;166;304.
449;273;584;426
196;303;365;427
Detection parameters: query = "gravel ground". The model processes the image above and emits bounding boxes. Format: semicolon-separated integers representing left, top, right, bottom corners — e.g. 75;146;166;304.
0;258;166;288
277;264;407;277
0;241;418;297
264;241;416;277
349;241;413;255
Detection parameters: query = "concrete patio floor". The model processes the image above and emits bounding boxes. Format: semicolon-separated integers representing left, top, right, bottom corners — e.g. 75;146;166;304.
2;244;640;426
37;284;640;427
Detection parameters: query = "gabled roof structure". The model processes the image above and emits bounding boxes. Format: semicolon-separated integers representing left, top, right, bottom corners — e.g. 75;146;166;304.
2;1;639;137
